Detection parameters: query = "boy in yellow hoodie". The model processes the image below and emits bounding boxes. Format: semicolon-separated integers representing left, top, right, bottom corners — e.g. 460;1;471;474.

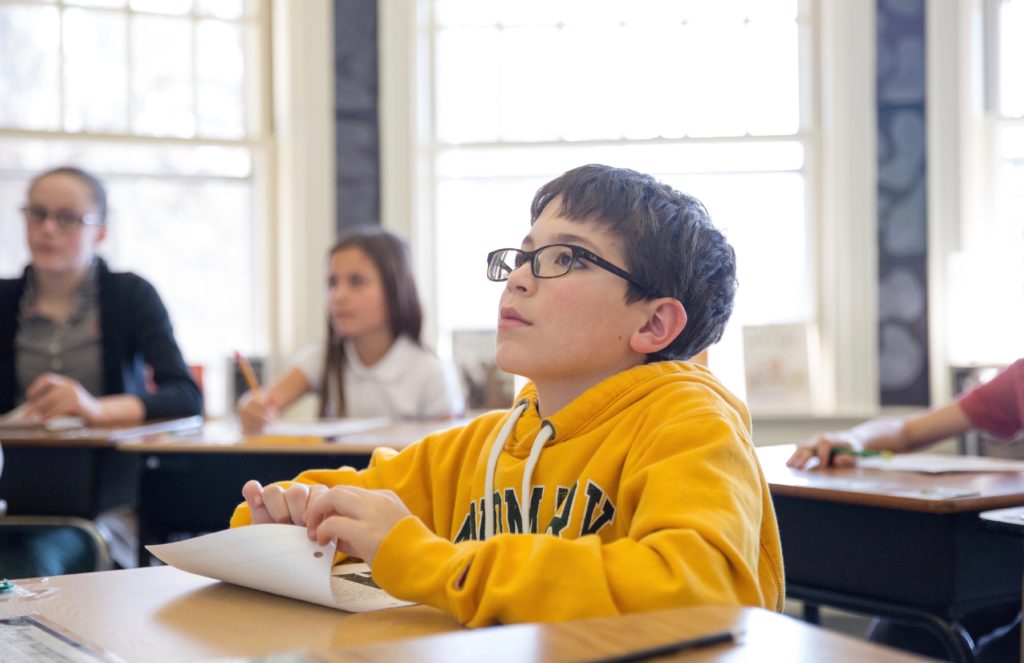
232;164;784;626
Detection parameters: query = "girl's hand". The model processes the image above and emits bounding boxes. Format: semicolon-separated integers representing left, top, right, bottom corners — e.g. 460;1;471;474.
24;373;101;422
305;486;412;566
241;480;327;525
237;391;279;434
787;433;860;469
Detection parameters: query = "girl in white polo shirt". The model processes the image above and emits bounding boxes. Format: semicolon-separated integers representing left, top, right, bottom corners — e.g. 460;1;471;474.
237;228;463;432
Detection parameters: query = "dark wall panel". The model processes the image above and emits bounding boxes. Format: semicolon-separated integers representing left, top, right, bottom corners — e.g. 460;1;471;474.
334;0;380;233
877;0;930;406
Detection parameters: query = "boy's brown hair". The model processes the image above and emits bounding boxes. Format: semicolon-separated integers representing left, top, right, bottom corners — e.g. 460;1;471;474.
531;164;737;361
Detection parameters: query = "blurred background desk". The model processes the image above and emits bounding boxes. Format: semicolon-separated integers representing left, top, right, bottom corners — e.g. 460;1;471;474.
120;419;465;566
758;444;1024;662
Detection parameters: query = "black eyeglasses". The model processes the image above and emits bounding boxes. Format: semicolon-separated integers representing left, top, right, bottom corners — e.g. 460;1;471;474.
486;244;659;297
22;205;102;231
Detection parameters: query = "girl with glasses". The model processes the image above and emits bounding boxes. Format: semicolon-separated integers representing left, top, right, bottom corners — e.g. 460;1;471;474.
0;166;202;425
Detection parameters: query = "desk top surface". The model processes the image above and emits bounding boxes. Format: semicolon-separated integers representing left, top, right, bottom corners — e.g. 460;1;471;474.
0;416;204;448
758;444;1024;513
0;566;929;663
0;566;461;662
118;418;468;454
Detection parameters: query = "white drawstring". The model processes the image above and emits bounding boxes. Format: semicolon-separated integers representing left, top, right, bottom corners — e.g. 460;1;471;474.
520;421;554;534
483;400;529;540
482;400;555;539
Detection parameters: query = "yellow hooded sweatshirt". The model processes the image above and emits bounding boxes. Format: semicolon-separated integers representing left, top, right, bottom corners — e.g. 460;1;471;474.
231;361;784;626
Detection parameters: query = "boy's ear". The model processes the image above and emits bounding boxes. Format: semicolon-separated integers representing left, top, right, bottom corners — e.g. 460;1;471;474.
629;297;687;356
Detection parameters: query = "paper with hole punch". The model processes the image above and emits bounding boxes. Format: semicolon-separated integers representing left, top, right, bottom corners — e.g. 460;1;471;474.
146;524;413;612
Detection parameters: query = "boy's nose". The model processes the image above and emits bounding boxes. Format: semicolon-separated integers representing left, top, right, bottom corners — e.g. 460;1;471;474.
505;262;535;293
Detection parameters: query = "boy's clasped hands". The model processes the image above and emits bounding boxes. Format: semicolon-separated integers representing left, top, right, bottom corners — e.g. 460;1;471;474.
241;480;411;565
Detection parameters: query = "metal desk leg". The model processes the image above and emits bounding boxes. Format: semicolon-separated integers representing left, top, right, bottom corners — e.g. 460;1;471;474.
788;584;977;663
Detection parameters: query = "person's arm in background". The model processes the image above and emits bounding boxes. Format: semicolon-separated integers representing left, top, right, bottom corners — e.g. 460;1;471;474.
237;367;311;433
22;373;145;424
787;401;972;469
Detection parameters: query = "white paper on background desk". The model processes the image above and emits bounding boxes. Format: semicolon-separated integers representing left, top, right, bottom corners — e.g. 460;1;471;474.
858;453;1024;474
0;404;83;431
262;417;390;439
146;524;413;612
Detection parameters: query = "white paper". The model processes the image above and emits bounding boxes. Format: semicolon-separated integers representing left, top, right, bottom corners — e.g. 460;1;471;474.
146;525;413;612
262;417;391;439
0;404;82;431
858;453;1024;474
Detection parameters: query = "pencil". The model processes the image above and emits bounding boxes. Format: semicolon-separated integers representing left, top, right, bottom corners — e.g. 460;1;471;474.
234;350;262;395
830;447;894;460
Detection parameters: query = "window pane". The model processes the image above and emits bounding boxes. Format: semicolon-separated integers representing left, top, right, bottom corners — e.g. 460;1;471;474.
1000;0;1024;118
745;18;800;135
0;176;31;279
130;0;192;15
435;3;803;143
196;0;251;20
197;19;246;138
435;27;501;143
498;26;568;141
66;0;127;8
996;125;1024;252
436;0;499;27
0;5;60;130
64;9;128;133
132;15;195;137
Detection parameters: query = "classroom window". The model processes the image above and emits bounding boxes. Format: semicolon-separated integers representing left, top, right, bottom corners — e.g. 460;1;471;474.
425;0;814;400
0;0;269;414
948;0;1024;368
993;0;1024;250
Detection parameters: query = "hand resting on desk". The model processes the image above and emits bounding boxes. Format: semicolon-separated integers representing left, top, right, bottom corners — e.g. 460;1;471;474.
242;480;412;566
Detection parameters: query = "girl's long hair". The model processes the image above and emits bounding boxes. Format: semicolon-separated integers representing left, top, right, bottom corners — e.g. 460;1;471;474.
319;227;423;416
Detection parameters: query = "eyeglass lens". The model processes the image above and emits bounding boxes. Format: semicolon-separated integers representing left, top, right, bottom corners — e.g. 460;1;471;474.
488;245;579;281
23;206;92;229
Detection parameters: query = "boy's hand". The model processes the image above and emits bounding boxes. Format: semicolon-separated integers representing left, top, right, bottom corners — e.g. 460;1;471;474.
241;479;327;525
786;433;859;469
237;391;279;434
305;486;411;566
24;373;100;422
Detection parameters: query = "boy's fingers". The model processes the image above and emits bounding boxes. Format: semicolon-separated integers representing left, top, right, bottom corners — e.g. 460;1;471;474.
261;485;291;523
315;515;358;548
305;486;363;530
284;484;312;525
242;480;264;507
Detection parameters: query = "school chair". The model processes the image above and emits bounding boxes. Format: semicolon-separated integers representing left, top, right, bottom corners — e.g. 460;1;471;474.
0;511;113;579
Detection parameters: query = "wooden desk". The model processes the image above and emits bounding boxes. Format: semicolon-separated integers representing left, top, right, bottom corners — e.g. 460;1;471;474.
302;605;932;663
0;566;461;662
759;444;1024;662
0;567;929;663
120;419;465;565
